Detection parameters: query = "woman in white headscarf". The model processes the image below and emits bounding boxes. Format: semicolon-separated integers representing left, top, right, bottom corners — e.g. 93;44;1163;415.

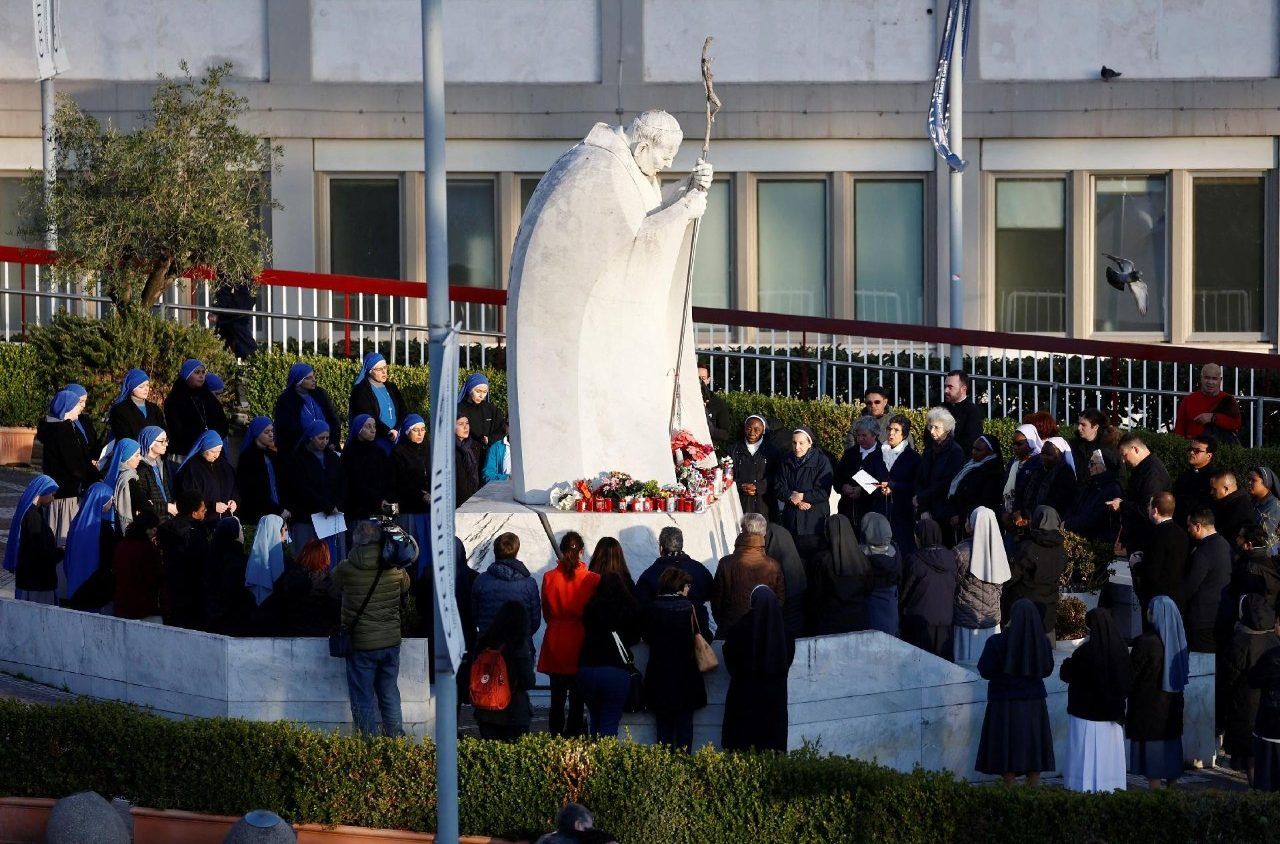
1003;424;1042;525
952;506;1012;662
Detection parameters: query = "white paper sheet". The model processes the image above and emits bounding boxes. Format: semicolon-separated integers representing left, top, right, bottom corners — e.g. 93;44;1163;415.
852;469;880;494
311;511;346;539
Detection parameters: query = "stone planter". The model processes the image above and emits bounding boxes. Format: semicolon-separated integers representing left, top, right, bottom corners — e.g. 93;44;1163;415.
0;427;35;466
0;798;517;844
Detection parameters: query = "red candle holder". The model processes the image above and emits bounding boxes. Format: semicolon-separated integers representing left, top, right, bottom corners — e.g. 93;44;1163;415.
575;499;589;512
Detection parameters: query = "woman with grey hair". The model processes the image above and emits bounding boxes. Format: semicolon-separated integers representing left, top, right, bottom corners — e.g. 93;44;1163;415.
834;416;886;525
914;408;965;527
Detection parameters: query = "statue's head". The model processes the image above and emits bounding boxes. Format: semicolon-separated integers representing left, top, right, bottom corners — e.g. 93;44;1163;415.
627;110;682;177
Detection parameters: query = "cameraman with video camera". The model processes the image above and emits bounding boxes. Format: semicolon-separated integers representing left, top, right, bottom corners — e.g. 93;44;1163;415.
332;516;416;737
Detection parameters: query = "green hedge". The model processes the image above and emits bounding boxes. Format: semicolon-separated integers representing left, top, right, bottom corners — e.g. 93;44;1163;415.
0;698;1276;843
0;343;46;426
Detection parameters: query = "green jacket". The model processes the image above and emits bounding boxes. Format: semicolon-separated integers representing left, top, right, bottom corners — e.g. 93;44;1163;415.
332;543;411;651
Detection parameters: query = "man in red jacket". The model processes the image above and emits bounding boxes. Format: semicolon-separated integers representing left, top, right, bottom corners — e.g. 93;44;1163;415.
1172;363;1242;442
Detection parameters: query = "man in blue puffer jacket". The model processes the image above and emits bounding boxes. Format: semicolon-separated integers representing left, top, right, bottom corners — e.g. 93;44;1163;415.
471;532;542;652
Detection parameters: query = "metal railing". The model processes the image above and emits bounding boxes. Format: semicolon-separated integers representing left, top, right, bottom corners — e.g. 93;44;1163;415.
4;245;1278;445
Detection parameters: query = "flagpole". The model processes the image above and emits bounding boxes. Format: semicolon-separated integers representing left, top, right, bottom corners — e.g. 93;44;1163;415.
947;15;964;372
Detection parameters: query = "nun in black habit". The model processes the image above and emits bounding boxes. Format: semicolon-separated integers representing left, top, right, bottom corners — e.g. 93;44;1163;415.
975;598;1057;783
162;358;229;457
342;414;391;520
174;431;240;523
808;514;871;635
722;584;796;753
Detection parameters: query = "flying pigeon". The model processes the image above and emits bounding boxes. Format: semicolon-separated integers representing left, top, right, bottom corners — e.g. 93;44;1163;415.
1103;252;1149;316
1101;66;1122;81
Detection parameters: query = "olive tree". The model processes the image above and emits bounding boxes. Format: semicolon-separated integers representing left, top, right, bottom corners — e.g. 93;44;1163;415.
25;62;281;310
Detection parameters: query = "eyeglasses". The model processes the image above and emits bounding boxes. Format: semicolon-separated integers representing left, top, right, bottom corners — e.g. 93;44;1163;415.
154;437;168;444
1187;447;1208;454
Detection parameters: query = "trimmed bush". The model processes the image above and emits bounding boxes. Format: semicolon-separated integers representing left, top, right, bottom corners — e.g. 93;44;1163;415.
0;343;47;426
24;312;237;423
0;698;1276;843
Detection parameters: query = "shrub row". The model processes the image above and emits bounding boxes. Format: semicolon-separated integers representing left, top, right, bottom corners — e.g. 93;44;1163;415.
0;697;1275;843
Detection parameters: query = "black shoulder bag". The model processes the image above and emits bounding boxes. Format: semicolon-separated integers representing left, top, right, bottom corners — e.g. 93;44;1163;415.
329;567;385;658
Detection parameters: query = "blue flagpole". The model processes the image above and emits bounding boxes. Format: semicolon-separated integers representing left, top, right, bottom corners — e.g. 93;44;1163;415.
948;4;964;372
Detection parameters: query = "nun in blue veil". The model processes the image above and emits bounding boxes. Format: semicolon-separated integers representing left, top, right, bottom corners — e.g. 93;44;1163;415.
349;352;407;455
107;369;166;443
4;475;62;604
63;482;117;611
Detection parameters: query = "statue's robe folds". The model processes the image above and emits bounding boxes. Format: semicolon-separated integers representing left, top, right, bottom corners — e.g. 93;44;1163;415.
507;123;713;504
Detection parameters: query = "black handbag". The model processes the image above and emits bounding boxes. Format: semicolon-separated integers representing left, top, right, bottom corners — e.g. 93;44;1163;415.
329;567;384;658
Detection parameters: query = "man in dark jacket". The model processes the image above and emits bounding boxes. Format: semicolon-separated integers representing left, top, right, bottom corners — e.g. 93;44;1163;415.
1183;508;1232;652
711;513;785;637
764;523;807;639
471;532;542;652
900;518;958;659
926;370;983;451
1234;525;1280;611
1132;491;1189;612
729;415;777;518
698;364;732;442
332;518;413;736
635;527;713;634
1172;434;1217;526
1210;470;1256;547
1108;434;1172;554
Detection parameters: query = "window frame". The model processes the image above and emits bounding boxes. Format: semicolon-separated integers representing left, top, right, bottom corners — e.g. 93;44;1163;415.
849;173;931;326
986;171;1072;336
754;174;833;318
1087;170;1172;340
318;171;407;331
1187;169;1272;343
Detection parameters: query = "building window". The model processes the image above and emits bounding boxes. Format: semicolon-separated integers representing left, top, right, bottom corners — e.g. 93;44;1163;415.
758;180;827;317
995;178;1067;333
1094;176;1167;333
1193;176;1264;334
519;176;541;215
0;177;38;248
328;177;401;324
691;180;733;309
854;180;924;324
446;179;496;288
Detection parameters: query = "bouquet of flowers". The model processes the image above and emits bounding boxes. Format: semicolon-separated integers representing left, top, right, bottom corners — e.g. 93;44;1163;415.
595;470;637;501
549;483;582;512
676;463;708;494
671;429;714;466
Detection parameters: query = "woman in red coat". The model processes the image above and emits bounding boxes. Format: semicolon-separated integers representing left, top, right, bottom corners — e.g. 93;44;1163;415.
538;531;600;736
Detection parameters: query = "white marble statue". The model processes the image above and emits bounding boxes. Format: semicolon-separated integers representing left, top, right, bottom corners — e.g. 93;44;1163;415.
507;110;715;504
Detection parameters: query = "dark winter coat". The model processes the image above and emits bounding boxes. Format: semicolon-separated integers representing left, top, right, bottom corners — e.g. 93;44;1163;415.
284;447;344;526
1063;471;1122;544
1006;455;1042;518
915;438;965;519
1068;436;1119;484
456;397;504;458
711;534;786;637
341;438;391;519
703;390;732;442
642;594;708;714
809;540;870;635
938;457;1005;527
1060;635;1130;723
331;543;411;652
163;380;229;456
156;515;209;629
773;449;833;539
174;456;239;524
273;387;340;456
578;576;641;669
874;446;921;553
901;545;958;630
1182;532;1232;645
1248;644;1280;741
1118;453;1172;552
107;400;166;444
36;418;98;499
275;565;341;636
1223;598;1279;756
14;504;61;592
235;445;285;523
1134;519;1189;612
203;535;253;636
834;446;886;523
729;438;778;517
455;437;482;506
111;536;162;620
1021;464;1079;521
134;459;174;523
1002;529;1067;636
764;525;807;639
635;553;713;636
1213;489;1256;547
390;440;430;514
471;557;543;652
349;379;408;443
1173;465;1215;526
1125;630;1184;742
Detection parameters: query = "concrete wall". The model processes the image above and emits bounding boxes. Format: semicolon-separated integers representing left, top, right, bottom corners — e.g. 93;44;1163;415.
310;0;601;83
643;0;935;82
979;0;1279;80
0;598;434;737
0;0;268;81
620;630;1217;782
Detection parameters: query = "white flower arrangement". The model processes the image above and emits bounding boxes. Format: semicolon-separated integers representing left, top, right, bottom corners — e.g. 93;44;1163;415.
548;483;580;512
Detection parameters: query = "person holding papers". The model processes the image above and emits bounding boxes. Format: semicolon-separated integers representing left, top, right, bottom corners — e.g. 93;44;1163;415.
833;417;885;526
285;419;347;565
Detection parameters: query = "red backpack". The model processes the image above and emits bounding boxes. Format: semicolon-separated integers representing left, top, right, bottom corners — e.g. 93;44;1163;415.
469;646;512;711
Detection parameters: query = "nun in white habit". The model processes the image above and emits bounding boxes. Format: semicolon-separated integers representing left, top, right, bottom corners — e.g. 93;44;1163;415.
952;506;1011;663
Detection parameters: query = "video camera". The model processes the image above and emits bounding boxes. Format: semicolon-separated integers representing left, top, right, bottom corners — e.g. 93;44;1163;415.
368;503;419;570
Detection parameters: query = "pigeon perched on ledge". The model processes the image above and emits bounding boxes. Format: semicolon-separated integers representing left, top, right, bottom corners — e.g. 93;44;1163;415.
1103;252;1149;316
1101;66;1122;81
